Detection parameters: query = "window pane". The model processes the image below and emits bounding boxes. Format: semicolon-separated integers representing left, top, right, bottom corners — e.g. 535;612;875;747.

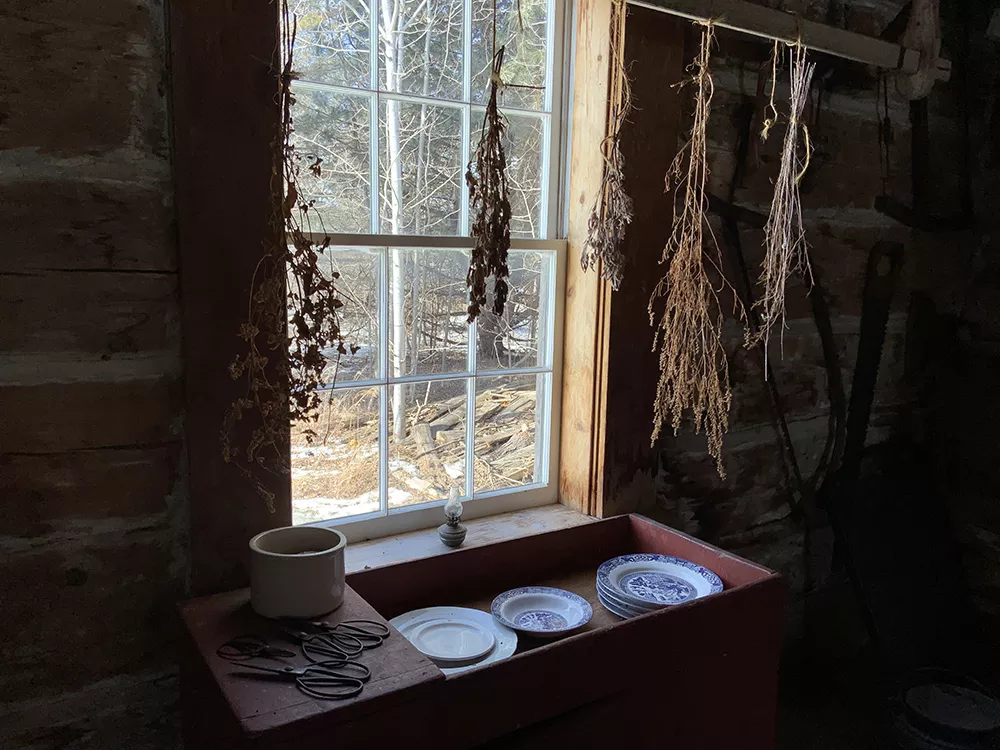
476;250;551;371
388;378;467;508
292;87;371;233
506;112;545;238
379;99;463;235
471;0;548;110
389;247;470;377
317;247;381;383
292;385;381;524
473;373;541;492
292;0;371;88
377;0;464;100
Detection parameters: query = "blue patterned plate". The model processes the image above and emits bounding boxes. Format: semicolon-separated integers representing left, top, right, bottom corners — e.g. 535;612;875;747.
597;554;723;609
491;586;593;637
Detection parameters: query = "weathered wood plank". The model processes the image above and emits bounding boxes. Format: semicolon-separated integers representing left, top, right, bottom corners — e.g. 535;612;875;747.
0;446;181;536
0;378;181;452
602;8;685;516
559;0;613;516
0;181;176;272
0;271;179;353
169;0;289;593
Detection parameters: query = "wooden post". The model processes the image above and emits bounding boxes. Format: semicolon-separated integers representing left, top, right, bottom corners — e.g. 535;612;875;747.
169;1;291;593
559;0;615;516
559;3;685;517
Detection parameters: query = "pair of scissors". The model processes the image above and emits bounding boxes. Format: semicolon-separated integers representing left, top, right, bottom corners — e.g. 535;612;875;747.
280;626;361;663
293;619;390;650
217;634;296;661
234;658;371;699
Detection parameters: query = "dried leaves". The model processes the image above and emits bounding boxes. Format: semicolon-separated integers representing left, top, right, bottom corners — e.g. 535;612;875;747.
581;0;633;291
221;5;348;509
750;42;815;370
466;47;512;323
649;23;739;478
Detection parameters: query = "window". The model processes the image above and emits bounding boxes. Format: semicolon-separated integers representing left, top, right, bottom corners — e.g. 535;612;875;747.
288;0;568;538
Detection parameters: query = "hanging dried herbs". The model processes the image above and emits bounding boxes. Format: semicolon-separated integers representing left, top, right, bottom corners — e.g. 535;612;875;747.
221;4;350;510
649;23;739;478
466;46;511;323
581;0;633;290
751;42;815;370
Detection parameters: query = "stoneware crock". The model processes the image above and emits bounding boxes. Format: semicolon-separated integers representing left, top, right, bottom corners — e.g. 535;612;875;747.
249;525;347;619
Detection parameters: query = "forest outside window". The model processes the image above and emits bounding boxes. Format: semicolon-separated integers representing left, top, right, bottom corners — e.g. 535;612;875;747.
288;0;567;536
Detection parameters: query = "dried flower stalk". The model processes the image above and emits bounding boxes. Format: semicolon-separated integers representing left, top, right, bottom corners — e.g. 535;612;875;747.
750;43;815;371
466;46;512;322
581;0;633;290
649;23;738;478
221;3;349;509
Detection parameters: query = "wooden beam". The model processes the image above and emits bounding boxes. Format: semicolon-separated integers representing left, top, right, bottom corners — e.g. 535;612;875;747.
559;2;686;518
559;0;614;516
169;0;291;594
629;0;950;81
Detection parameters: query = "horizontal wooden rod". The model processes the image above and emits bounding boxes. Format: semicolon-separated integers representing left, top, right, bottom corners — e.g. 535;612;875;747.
627;0;950;81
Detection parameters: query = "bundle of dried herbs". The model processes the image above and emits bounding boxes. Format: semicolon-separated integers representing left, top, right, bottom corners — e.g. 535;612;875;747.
649;23;739;478
751;42;815;371
581;0;633;291
221;4;350;510
466;46;512;323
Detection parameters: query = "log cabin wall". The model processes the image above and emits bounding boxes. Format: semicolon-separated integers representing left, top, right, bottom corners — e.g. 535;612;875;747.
0;1;186;747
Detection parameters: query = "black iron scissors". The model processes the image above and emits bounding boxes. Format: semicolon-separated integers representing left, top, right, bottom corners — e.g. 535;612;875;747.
234;658;371;700
293;619;390;649
216;634;296;661
280;626;361;662
281;619;390;662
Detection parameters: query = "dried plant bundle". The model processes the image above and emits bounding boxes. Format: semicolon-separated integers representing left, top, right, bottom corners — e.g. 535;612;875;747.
581;0;633;290
649;23;738;478
751;42;815;370
466;46;512;323
221;4;349;509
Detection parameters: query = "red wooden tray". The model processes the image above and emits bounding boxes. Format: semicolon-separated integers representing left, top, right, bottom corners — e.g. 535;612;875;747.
180;514;784;749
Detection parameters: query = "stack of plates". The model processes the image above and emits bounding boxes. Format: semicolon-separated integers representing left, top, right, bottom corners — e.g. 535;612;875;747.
596;554;723;619
390;606;517;674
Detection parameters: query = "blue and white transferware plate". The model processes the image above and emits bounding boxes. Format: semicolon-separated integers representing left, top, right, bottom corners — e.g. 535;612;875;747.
491;586;593;637
597;590;637;620
597;554;723;609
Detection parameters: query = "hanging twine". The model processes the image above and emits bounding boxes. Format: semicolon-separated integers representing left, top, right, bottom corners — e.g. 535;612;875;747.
749;41;815;373
581;0;633;291
650;22;740;479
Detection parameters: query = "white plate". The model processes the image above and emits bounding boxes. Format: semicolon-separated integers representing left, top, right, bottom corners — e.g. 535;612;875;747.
597;554;723;609
491;586;593;637
390;606;518;675
402;617;495;662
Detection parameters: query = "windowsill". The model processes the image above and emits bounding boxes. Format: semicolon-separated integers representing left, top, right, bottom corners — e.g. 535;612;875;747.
344;503;595;574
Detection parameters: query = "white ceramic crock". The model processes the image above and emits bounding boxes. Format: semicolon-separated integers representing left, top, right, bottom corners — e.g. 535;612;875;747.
249;525;347;619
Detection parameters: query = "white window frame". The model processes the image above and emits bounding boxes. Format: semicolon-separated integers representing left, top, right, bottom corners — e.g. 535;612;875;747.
294;0;571;542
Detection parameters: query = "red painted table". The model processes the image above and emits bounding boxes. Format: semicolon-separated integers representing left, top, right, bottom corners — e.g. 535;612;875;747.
180;514;785;749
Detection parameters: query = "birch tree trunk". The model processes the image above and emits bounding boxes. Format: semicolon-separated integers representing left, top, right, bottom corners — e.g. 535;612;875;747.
382;0;408;439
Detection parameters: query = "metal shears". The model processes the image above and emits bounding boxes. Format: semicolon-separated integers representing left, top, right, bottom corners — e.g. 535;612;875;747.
281;619;389;662
234;658;371;700
216;634;296;661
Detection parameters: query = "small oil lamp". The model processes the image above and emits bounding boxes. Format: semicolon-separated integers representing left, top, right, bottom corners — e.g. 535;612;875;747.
438;486;467;548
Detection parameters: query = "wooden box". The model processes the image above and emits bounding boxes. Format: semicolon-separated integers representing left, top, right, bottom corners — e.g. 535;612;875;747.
180;514;784;749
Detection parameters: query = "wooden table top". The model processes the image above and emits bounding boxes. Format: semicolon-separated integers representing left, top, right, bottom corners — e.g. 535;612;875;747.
179;585;443;736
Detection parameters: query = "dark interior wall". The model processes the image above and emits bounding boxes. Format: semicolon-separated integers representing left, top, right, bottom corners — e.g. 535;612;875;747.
647;0;1000;657
0;0;186;747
